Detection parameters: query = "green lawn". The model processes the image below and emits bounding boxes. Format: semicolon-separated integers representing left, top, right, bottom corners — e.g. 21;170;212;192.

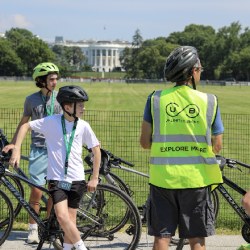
1;81;250;229
1;81;250;114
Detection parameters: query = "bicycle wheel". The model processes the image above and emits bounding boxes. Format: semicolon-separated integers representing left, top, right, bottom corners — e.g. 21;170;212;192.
0;175;24;219
171;189;220;246
77;183;142;250
0;188;14;246
83;169;132;232
84;168;131;195
212;188;219;220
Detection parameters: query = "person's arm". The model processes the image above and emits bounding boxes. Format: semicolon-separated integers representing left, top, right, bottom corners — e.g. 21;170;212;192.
9;123;31;168
2;116;30;152
87;145;101;192
140;120;153;149
211;134;222;154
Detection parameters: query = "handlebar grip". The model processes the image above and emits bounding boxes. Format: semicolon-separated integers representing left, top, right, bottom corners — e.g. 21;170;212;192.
236;160;250;169
119;158;135;167
0;129;4;137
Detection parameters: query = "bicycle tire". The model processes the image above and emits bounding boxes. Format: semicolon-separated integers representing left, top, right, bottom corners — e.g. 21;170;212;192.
0;175;24;219
84;168;131;196
171;189;220;246
77;183;142;250
0;188;14;246
83;169;132;233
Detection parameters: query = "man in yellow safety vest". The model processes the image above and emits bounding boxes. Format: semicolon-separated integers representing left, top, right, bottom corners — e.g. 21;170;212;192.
140;46;224;250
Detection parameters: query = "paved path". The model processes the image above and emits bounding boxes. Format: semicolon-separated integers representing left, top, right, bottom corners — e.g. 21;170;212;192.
0;231;246;249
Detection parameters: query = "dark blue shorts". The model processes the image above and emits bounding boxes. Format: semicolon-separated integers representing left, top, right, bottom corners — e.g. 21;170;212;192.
147;184;215;238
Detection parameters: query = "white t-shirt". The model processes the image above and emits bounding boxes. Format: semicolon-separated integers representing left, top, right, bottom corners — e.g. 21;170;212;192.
29;114;99;181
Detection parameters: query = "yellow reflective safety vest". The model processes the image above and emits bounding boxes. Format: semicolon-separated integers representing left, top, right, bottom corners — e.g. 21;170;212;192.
150;85;223;189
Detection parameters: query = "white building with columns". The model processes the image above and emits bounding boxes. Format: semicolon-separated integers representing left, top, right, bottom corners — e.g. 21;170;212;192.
54;37;132;72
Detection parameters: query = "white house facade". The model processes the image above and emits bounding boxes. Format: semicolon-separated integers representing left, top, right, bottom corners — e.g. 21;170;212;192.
54;37;132;72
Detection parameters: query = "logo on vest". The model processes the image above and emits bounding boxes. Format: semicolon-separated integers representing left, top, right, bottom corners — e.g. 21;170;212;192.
166;103;200;118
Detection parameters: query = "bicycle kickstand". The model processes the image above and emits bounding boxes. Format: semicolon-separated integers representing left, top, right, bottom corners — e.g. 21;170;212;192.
176;238;185;250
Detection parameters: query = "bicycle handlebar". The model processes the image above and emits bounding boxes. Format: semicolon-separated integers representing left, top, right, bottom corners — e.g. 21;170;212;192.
226;158;250;169
83;145;135;167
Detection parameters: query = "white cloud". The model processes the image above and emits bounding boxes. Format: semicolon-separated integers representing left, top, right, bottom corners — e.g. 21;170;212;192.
0;14;34;30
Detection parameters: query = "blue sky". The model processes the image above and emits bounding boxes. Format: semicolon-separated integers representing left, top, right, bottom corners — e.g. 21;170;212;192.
1;0;249;43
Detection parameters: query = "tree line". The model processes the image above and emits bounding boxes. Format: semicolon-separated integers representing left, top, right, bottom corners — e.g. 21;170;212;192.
1;22;250;80
0;28;92;78
120;22;250;81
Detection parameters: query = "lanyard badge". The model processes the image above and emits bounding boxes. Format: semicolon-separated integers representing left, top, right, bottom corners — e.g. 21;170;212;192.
61;115;78;179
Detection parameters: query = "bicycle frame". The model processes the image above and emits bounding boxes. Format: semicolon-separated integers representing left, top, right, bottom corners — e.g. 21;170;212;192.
1;169;48;231
217;175;250;227
18;155;49;209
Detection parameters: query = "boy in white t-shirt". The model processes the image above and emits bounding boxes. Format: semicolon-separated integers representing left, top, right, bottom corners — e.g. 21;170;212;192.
10;85;101;250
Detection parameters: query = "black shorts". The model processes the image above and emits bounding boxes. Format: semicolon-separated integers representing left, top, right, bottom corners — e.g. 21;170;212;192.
49;180;87;209
147;184;215;238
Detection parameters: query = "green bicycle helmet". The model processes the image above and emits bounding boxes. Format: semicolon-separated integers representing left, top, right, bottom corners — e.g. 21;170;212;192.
33;62;59;80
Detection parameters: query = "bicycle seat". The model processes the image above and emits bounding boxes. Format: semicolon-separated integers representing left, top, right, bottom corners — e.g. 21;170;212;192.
84;148;110;175
216;155;226;171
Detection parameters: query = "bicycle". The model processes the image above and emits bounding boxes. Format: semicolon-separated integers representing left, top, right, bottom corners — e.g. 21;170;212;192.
0;151;142;250
85;147;250;247
0;129;49;218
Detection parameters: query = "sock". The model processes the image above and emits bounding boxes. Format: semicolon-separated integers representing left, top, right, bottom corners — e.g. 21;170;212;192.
29;223;37;229
73;240;87;250
63;243;73;250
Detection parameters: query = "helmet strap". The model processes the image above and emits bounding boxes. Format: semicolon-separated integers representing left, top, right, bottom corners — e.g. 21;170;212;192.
190;73;196;90
63;102;78;122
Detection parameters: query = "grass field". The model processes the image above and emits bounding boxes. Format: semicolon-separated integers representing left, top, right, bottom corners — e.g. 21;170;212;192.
1;80;250;231
0;81;250;114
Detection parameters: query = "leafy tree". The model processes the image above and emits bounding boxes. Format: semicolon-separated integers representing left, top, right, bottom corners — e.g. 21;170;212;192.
81;63;93;72
5;28;34;51
119;47;132;72
64;46;85;69
112;67;121;72
57;65;71;78
239;46;250;81
131;28;143;77
16;37;55;75
0;38;23;75
52;45;69;67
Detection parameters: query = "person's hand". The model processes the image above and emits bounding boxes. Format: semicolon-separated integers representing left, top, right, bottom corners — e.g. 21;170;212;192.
9;148;20;168
87;178;98;192
2;144;15;153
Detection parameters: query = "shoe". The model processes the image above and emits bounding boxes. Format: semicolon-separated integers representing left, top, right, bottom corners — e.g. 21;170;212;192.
27;227;39;244
237;244;250;250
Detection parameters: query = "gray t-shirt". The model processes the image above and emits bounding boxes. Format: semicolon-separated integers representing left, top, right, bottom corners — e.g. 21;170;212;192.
23;91;63;147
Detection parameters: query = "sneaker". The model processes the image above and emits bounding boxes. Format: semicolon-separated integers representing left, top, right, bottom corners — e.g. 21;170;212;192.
237;244;250;250
27;227;39;244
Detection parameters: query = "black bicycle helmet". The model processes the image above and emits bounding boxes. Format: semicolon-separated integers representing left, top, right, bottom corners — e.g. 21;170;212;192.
164;46;199;89
57;85;89;104
57;85;89;120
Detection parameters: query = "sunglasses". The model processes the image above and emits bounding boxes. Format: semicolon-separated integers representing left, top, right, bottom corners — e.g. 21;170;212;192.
195;67;204;73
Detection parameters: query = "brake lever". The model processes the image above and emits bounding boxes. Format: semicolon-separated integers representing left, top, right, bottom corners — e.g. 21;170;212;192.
227;163;242;172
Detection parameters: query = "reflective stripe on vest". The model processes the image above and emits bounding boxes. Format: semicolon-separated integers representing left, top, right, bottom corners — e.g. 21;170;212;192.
150;156;217;165
152;90;215;146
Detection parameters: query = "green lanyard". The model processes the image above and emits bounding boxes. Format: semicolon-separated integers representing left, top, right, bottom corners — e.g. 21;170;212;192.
39;91;55;116
61;115;78;177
